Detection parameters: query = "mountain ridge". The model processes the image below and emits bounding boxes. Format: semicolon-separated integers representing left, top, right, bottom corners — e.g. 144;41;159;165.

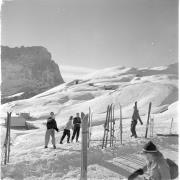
1;46;64;103
1;62;178;122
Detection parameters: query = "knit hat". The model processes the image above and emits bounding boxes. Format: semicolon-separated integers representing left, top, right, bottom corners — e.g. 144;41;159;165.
142;141;158;153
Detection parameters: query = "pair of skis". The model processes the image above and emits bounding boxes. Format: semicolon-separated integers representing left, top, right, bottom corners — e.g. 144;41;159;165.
88;107;93;148
102;104;115;149
3;112;12;165
110;104;115;147
145;102;152;138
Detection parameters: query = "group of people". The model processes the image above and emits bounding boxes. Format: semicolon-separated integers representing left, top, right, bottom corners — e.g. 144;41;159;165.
44;112;82;149
44;103;178;180
44;101;144;149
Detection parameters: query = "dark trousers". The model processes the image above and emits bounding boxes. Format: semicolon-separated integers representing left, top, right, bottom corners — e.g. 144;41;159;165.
60;129;70;143
131;120;137;138
71;125;80;142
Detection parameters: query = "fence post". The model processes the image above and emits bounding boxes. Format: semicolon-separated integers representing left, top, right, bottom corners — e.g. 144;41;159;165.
112;105;115;147
110;104;113;147
149;116;154;139
90;112;93;143
81;114;88;180
145;102;152;138
119;104;122;144
88;108;90;148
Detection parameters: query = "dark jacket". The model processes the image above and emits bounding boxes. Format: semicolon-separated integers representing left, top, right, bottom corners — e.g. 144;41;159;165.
46;117;59;132
73;117;81;127
132;109;143;124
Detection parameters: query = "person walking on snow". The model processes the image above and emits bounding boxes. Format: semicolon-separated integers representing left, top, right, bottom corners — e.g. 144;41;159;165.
71;113;81;142
131;101;143;138
45;112;59;149
60;116;73;144
128;141;171;180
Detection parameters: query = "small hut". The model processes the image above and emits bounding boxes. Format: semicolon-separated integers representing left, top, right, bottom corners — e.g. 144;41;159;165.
5;116;26;128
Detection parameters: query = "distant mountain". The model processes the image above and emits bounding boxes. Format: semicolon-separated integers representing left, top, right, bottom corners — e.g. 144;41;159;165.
1;46;64;103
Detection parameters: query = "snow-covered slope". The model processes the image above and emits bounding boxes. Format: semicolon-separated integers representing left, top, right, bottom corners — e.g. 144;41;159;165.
1;63;178;124
0;63;178;180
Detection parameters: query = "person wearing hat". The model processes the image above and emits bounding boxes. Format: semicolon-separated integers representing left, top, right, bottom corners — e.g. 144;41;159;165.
60;116;73;144
45;112;59;149
128;141;171;180
131;101;143;138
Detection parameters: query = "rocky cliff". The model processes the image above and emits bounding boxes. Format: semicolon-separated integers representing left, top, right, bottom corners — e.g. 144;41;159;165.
1;46;64;103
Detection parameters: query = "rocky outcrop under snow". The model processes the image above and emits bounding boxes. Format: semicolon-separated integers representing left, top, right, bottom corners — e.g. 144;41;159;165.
1;46;64;103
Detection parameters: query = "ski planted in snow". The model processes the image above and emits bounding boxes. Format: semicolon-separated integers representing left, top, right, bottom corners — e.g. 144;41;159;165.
102;105;111;149
145;102;152;138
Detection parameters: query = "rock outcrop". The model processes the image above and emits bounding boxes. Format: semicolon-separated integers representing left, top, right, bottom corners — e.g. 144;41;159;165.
1;46;64;103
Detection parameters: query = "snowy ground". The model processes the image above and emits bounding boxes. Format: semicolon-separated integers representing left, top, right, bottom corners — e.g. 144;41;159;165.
0;63;178;179
1;111;178;180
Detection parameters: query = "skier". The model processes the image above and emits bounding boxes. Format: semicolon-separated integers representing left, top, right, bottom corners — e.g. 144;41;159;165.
131;101;143;138
60;116;73;144
128;141;171;180
71;113;81;142
45;112;59;149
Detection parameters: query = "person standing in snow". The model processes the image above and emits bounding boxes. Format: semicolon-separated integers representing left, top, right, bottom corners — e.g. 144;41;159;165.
71;113;81;142
128;141;171;180
45;112;59;149
60;116;73;144
131;101;143;138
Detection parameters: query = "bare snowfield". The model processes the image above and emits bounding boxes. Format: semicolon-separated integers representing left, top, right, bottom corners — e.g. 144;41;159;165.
0;63;178;179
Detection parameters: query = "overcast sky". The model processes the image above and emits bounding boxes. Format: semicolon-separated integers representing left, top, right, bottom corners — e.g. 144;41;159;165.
1;0;178;69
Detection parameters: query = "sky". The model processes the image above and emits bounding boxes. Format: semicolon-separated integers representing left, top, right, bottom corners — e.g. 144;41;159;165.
1;0;178;69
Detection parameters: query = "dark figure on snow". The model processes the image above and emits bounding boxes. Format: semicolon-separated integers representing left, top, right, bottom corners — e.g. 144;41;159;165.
71;113;81;142
60;116;73;144
128;141;171;180
45;112;59;149
131;101;143;138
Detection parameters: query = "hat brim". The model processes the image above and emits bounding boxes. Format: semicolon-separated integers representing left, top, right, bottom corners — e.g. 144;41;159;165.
141;148;158;154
